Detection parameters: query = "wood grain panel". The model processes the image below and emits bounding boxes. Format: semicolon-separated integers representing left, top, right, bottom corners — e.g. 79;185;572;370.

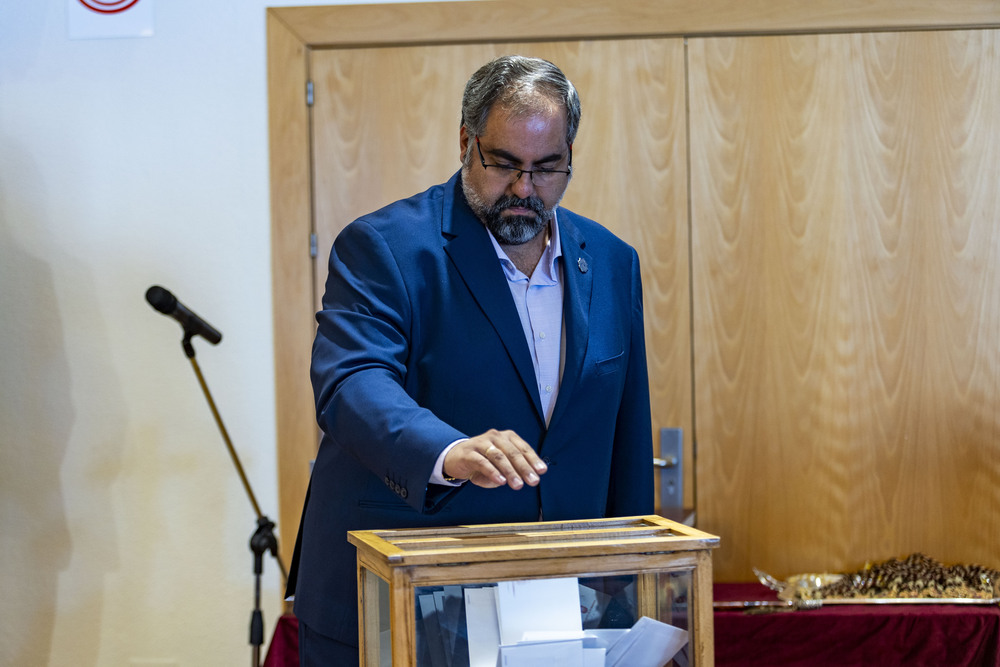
309;39;692;508
270;3;1000;592
689;30;1000;581
551;40;693;505
273;0;1000;49
310;44;498;299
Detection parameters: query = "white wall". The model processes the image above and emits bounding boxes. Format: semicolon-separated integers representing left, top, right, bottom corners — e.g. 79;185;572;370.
0;0;469;664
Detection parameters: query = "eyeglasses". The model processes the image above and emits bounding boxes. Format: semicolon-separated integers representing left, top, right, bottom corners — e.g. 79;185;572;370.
475;136;572;187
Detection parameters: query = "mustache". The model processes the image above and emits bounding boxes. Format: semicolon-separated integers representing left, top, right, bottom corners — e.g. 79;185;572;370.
491;195;547;217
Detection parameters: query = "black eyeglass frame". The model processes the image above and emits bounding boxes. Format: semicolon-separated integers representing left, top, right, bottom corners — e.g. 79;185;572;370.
475;136;572;186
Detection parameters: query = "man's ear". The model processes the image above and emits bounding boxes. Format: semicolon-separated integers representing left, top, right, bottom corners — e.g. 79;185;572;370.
459;125;471;164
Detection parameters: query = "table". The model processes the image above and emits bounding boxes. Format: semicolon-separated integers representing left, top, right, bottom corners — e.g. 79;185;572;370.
268;586;1000;666
714;583;1000;666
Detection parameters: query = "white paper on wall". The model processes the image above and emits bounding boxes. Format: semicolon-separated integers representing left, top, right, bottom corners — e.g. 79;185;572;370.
68;0;155;40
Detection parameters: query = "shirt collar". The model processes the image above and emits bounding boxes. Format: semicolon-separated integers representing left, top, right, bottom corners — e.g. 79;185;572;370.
486;212;563;283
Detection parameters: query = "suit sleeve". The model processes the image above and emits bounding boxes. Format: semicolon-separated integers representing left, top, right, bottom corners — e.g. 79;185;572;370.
605;247;655;517
311;219;466;513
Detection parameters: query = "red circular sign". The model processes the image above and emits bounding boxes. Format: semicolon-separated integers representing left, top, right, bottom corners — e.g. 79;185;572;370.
78;0;141;14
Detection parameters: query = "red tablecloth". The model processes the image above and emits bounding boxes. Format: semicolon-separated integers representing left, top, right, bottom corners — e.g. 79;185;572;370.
714;583;1000;667
266;588;1000;666
263;614;298;667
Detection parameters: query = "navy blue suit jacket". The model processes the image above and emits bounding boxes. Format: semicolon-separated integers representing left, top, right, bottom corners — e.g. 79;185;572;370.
288;171;654;644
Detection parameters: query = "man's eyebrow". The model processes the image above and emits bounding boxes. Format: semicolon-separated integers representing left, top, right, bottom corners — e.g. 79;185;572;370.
488;146;565;165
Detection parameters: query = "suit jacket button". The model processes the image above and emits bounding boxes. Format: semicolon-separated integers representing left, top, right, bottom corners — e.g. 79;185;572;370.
400;488;408;499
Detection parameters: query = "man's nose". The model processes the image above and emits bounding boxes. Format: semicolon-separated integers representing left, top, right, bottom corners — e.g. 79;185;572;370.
510;170;536;198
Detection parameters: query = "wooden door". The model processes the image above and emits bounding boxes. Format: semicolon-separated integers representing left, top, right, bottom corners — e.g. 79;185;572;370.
689;29;1000;579
307;37;691;515
269;1;1000;581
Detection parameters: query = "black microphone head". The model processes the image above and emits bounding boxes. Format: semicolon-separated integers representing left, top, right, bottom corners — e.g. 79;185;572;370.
145;285;177;314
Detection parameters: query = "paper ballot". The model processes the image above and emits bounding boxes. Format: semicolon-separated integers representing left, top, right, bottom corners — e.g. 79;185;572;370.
435;586;464;664
605;616;689;667
464;586;501;667
496;577;582;645
418;593;448;666
498;639;584;666
514;633;607;666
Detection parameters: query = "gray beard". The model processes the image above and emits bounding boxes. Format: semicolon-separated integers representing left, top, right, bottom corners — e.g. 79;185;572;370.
462;176;555;245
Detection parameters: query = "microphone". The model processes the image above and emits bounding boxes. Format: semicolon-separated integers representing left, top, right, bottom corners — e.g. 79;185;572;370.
145;285;223;345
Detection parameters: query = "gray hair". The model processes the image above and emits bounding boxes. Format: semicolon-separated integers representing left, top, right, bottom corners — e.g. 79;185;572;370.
461;55;581;162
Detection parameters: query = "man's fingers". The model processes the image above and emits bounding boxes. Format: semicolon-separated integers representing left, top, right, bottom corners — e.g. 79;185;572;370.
443;430;548;490
478;433;546;490
444;439;505;487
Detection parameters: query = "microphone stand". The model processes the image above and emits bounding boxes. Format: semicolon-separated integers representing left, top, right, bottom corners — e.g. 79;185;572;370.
181;333;288;667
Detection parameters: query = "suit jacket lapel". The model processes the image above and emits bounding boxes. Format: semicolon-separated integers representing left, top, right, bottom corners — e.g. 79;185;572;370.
549;213;593;430
441;174;545;422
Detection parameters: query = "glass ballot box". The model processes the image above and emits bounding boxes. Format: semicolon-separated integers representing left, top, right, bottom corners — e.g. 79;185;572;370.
348;515;720;666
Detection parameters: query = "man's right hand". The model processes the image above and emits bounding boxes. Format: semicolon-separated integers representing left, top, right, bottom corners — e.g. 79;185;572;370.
442;429;548;490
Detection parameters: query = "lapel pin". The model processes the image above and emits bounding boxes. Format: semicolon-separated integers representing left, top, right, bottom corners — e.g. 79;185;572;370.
578;257;589;274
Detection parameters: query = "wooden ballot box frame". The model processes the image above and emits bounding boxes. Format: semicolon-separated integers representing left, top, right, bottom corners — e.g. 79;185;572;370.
348;515;721;666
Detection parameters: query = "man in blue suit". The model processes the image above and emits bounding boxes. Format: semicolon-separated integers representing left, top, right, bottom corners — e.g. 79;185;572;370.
289;55;654;664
